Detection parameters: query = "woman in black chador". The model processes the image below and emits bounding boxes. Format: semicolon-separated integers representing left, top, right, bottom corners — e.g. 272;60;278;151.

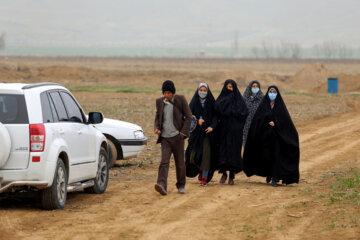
185;83;218;186
214;79;249;185
243;86;300;187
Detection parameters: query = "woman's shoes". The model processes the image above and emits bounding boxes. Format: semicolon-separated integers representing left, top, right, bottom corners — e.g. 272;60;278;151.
219;174;227;184
200;177;207;186
271;178;279;187
266;176;271;183
228;178;234;185
198;172;202;181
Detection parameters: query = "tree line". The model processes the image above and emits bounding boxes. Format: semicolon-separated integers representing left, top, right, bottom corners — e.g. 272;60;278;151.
250;41;354;59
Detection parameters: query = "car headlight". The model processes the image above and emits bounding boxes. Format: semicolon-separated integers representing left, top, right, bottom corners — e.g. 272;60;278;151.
134;130;145;139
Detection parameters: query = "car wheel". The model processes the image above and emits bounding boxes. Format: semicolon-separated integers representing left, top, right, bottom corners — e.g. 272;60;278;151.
85;147;109;194
107;139;117;168
41;159;67;210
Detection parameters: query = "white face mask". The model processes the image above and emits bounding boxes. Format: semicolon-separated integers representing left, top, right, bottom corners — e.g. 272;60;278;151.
251;88;259;94
198;91;207;99
268;93;277;101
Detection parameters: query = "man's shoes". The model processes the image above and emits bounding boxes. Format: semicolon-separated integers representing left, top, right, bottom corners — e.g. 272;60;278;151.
200;177;207;186
219;174;227;184
228;178;234;185
155;184;167;195
266;176;271;183
198;172;202;181
178;187;186;194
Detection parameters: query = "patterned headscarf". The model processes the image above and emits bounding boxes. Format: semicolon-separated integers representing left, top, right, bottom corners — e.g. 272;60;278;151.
243;80;264;100
198;82;209;106
198;82;208;90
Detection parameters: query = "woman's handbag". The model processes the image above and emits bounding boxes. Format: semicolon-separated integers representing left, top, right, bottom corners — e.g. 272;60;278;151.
189;115;197;132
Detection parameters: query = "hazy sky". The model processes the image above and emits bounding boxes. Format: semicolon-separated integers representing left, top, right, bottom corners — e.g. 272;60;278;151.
1;0;360;48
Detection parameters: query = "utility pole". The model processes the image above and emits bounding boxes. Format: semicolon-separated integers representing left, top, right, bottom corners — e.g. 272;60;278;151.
231;30;239;57
0;32;5;50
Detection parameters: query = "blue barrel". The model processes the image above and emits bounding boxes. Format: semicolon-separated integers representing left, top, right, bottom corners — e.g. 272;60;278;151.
327;78;338;94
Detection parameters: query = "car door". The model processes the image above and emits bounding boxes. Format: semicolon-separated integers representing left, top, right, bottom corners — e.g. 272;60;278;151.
59;91;97;181
48;91;87;183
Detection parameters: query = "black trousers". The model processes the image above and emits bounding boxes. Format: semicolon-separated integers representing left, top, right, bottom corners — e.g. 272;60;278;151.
157;134;186;190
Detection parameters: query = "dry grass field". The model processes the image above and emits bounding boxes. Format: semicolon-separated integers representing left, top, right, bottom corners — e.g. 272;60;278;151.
0;57;359;240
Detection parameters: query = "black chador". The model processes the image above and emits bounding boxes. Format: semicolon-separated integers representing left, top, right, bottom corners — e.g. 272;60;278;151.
185;83;218;183
243;85;300;185
215;79;249;182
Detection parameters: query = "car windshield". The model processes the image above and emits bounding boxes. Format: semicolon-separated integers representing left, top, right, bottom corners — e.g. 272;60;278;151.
0;94;29;124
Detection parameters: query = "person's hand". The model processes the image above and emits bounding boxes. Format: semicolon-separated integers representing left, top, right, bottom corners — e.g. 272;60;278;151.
205;127;213;134
155;128;161;135
198;119;205;126
269;121;275;127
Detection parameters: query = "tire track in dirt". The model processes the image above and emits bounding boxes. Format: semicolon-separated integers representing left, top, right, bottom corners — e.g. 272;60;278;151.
268;111;360;240
1;111;360;240
299;112;360;172
299;113;359;143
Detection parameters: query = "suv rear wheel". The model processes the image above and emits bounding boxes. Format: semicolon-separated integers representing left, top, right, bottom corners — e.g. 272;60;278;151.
41;159;67;210
85;147;109;194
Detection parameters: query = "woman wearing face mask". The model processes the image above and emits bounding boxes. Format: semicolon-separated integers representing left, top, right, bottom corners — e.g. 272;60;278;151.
243;80;264;147
243;86;299;187
185;83;218;186
214;79;249;185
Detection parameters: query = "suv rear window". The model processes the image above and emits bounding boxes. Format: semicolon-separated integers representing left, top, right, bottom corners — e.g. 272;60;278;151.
49;92;68;121
40;92;55;123
0;94;29;124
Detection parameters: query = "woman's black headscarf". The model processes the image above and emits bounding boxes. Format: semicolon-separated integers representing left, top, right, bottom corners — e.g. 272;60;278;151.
185;83;218;181
189;83;216;123
243;85;300;184
214;79;249;173
215;79;249;118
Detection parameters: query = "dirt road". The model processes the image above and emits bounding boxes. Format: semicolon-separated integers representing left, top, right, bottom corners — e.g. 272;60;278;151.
1;111;360;240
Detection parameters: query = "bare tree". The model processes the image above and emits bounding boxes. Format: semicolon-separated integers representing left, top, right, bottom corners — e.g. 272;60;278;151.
231;30;239;57
273;41;302;59
322;41;333;58
0;32;5;50
262;41;273;58
313;44;321;58
253;41;302;59
315;41;354;59
276;41;290;58
251;46;259;58
337;43;353;59
290;42;302;59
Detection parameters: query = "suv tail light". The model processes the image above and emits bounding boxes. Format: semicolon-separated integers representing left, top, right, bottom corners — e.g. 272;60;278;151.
30;124;46;152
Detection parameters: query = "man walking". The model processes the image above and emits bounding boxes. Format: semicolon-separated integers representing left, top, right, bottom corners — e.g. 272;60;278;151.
154;80;192;195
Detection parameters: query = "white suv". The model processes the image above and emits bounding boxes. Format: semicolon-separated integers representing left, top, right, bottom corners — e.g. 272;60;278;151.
0;82;110;210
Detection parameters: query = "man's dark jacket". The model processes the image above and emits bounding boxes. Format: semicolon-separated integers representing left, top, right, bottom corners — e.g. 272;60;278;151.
154;95;192;144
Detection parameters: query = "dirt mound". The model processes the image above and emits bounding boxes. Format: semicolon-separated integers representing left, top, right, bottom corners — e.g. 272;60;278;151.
337;73;360;92
289;63;335;92
227;70;288;91
312;73;360;94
